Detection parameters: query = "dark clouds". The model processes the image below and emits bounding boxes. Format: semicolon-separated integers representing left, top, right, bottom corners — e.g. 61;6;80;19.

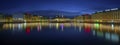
0;0;120;14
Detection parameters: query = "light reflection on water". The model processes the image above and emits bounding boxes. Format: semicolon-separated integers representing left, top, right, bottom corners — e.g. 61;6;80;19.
0;23;120;44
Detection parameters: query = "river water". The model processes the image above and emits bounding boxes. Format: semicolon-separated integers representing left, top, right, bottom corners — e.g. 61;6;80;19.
0;23;120;45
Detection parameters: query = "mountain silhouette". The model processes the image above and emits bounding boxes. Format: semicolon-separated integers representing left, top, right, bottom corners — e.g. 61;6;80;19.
5;10;82;18
26;10;81;17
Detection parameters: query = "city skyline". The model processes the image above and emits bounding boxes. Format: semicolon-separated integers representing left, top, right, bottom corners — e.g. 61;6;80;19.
1;0;120;45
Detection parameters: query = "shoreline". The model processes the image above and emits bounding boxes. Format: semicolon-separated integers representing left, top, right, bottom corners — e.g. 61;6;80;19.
0;21;120;24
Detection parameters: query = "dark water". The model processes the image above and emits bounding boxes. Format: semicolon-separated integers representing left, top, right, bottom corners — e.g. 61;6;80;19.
0;23;120;45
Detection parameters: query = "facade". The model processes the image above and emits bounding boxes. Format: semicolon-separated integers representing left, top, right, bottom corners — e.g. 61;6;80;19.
74;14;91;22
24;13;33;20
91;8;120;23
82;14;91;22
4;15;13;22
23;13;48;22
74;16;83;20
52;15;71;22
0;13;5;19
0;13;13;22
0;15;4;19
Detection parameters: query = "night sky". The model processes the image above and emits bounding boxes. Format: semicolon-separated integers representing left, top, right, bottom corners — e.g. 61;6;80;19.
0;0;120;14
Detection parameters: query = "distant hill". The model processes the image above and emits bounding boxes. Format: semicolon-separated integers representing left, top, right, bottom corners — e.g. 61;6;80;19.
3;10;82;18
26;10;81;17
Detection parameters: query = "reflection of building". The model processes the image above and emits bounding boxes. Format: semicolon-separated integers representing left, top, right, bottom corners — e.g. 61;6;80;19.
93;30;119;42
84;23;91;33
91;8;120;23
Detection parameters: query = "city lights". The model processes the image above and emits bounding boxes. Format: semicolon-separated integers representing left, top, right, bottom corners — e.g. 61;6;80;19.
0;8;120;23
1;0;120;45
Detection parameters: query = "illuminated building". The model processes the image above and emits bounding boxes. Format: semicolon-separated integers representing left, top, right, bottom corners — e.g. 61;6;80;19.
4;15;13;22
23;13;48;22
82;14;91;22
53;15;71;22
23;13;32;21
74;14;91;22
32;15;40;21
91;8;120;23
74;15;83;22
0;14;4;19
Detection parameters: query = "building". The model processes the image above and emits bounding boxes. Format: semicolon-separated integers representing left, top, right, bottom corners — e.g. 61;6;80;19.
52;15;71;22
23;13;48;22
82;14;91;22
4;15;13;22
0;14;4;19
91;8;120;23
24;13;33;20
74;14;91;22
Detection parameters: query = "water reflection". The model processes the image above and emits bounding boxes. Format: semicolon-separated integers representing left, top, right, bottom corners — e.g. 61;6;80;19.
1;23;120;43
60;23;64;31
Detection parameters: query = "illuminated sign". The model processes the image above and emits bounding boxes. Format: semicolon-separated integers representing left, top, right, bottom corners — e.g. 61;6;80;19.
111;8;118;10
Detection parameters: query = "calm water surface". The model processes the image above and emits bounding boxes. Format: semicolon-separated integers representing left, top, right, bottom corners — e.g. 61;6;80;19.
0;23;120;45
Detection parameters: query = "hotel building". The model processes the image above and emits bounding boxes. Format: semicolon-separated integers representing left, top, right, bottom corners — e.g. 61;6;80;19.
91;8;120;23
